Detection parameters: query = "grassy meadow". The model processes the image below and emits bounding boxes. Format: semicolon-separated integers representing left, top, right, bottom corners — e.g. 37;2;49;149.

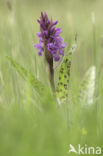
0;0;103;155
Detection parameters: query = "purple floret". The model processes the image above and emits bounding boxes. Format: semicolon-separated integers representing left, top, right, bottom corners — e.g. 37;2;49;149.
35;12;66;62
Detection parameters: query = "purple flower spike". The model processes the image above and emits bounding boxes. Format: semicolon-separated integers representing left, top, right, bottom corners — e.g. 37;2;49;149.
35;12;66;62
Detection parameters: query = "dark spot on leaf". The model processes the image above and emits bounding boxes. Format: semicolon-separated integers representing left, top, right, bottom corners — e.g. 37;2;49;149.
59;77;61;80
65;59;68;63
61;67;64;71
64;75;67;78
58;82;60;85
67;65;70;68
64;84;67;89
60;82;63;85
64;85;67;89
69;52;72;55
67;72;70;76
60;70;64;74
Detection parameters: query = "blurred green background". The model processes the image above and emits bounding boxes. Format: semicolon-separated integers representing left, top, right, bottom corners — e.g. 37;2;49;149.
0;0;103;156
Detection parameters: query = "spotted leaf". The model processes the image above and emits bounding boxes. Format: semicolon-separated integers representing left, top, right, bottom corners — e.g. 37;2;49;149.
56;44;77;104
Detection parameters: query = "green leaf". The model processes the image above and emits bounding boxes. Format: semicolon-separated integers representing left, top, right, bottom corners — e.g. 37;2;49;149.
56;44;77;104
7;56;45;93
79;66;96;105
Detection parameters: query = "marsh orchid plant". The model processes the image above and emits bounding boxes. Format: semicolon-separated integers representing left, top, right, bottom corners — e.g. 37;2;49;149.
8;12;95;105
35;12;67;91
